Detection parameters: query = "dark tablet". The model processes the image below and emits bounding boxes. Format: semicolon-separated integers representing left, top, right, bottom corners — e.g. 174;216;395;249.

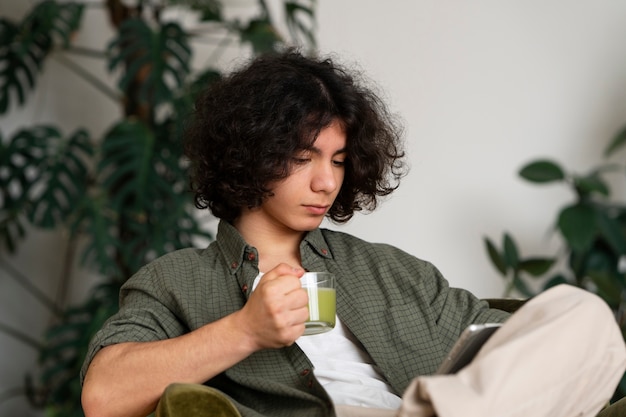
436;323;502;374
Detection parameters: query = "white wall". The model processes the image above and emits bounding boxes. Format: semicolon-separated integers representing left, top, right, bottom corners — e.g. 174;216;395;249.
318;0;626;297
2;1;626;415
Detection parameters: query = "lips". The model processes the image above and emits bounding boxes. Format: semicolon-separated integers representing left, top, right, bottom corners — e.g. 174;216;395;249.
303;204;329;215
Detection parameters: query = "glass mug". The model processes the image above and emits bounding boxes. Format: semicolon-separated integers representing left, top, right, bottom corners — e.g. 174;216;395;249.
300;272;336;335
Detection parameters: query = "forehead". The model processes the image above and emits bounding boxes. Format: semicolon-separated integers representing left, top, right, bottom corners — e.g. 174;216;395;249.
310;119;347;150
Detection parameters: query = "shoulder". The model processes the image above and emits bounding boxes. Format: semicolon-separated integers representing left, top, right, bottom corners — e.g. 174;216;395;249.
321;228;435;268
123;245;222;292
139;247;210;275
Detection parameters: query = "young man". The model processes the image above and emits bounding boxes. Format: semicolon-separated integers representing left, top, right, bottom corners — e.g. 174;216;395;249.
80;50;625;417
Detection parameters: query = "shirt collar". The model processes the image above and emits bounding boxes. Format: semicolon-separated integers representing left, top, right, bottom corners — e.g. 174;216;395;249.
216;220;334;276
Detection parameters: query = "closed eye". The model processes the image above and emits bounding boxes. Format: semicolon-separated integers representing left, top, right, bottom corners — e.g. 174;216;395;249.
292;157;311;165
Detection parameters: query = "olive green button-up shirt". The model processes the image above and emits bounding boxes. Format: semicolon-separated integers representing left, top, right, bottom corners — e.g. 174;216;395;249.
81;221;509;416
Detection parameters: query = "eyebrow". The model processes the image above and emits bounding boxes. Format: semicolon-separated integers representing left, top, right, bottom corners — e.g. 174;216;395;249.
307;146;348;156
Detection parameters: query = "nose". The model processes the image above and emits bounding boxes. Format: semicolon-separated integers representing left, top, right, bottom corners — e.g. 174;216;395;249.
310;162;339;193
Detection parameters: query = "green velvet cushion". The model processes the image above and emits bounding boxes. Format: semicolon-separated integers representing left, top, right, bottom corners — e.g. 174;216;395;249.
156;383;241;417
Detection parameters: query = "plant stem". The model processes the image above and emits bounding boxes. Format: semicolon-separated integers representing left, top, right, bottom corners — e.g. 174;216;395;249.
54;233;77;310
0;257;63;317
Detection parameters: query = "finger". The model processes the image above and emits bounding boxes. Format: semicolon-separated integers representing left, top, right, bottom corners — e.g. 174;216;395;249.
260;263;304;283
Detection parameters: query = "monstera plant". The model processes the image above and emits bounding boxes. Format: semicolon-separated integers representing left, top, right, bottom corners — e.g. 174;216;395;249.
0;1;316;415
484;133;626;400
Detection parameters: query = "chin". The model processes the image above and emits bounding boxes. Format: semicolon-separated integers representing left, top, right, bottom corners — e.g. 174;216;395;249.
294;219;325;232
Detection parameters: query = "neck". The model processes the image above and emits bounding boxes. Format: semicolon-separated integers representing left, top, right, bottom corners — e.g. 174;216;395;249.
233;211;306;272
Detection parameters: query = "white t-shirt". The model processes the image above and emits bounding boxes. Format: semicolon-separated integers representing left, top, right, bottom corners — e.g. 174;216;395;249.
252;274;403;409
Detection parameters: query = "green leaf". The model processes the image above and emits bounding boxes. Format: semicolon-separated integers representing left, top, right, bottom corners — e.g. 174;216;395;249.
0;2;84;114
240;18;283;54
484;237;508;275
0;18;50;114
25;1;84;47
519;160;565;183
0;126;68;240
518;258;555;277
588;270;623;308
108;19;191;106
543;274;570;290
512;272;534;297
595;208;626;255
572;173;609;198
70;193;121;277
28;128;93;228
606;125;626;157
558;203;596;252
285;1;317;47
503;233;519;269
99;119;161;210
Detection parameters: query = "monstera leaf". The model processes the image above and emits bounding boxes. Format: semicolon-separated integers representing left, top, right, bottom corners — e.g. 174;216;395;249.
99;120;172;211
108;18;191;106
0;1;83;114
69;192;122;278
97;119;201;272
0;126;92;252
29;128;93;228
285;1;317;47
241;17;283;54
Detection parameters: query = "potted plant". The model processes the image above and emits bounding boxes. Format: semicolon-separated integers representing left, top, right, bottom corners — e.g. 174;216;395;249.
484;133;626;400
0;1;316;415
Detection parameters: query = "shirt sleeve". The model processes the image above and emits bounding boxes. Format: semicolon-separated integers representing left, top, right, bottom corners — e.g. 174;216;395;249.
80;262;187;384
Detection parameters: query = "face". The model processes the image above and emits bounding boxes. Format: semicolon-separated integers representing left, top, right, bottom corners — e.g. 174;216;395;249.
246;119;347;235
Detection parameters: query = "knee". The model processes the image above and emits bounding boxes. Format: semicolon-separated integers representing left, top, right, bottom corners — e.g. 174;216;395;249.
596;397;626;417
157;383;241;417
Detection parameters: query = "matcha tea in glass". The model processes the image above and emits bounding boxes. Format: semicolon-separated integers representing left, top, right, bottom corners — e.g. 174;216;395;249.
300;272;336;335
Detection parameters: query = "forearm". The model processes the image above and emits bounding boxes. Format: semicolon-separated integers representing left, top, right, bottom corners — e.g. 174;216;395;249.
81;311;255;417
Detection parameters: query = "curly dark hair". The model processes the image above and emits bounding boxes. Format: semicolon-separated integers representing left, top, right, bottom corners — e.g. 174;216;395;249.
184;49;406;223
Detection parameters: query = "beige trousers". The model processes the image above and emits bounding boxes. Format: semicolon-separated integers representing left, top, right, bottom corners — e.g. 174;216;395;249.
336;285;626;417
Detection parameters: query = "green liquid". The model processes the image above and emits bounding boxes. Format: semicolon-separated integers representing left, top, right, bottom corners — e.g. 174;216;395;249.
305;287;336;329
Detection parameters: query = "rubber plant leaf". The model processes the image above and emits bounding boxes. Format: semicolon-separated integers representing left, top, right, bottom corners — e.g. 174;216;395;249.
519;159;565;183
512;272;534;297
595;208;626;255
543;273;570;290
606;125;626;157
484;236;508;275
557;203;596;252
518;258;555;277
587;270;622;308
503;232;519;269
572;172;609;198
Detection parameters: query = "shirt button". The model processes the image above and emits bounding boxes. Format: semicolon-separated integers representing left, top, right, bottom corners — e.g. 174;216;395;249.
241;284;248;293
247;252;256;261
230;261;238;269
300;369;310;376
307;380;314;388
321;248;328;255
